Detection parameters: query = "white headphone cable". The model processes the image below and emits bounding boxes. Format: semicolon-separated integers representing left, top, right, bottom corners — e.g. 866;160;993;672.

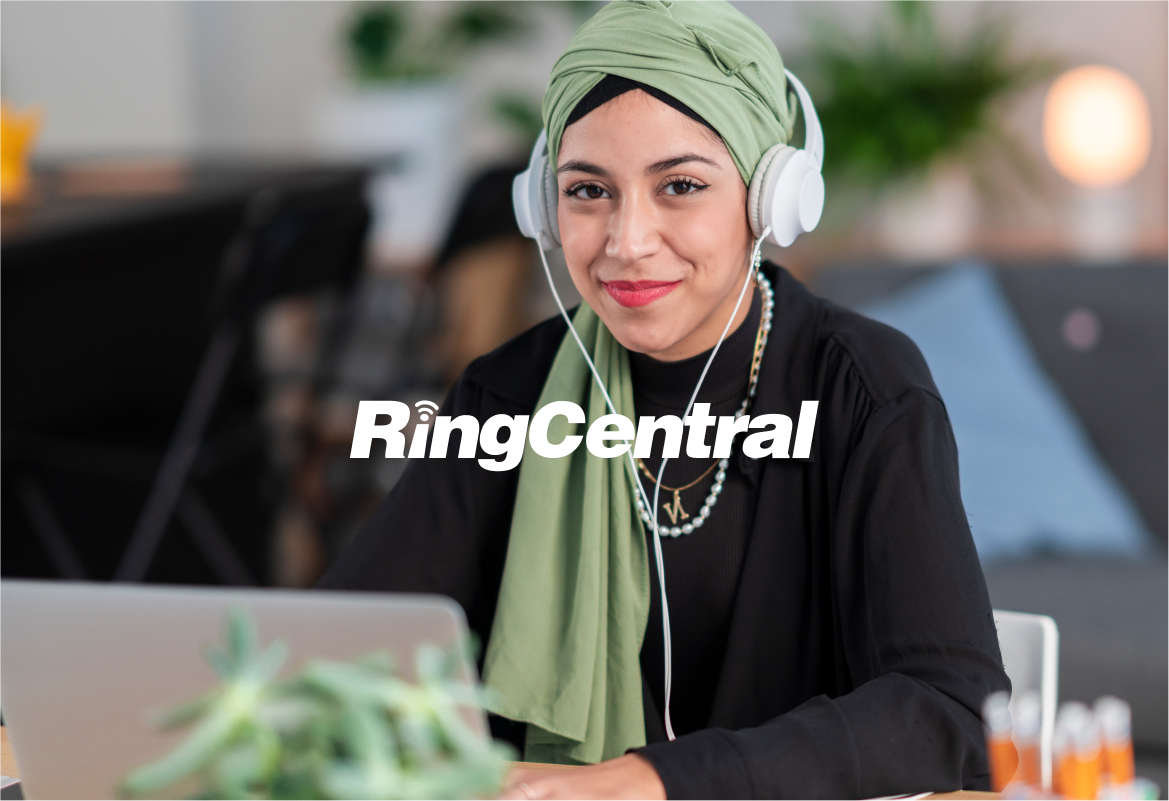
649;227;769;740
535;227;771;742
534;233;654;514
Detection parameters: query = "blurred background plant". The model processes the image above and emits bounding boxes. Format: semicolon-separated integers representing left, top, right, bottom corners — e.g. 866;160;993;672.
346;3;530;83
796;1;1063;260
805;0;1059;193
121;608;512;800
327;1;598;264
490;92;545;153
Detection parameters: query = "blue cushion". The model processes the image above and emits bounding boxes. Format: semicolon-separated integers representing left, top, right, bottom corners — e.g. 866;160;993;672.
858;264;1150;563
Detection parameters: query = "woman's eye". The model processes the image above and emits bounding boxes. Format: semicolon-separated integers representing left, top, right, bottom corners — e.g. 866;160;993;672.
662;180;708;196
565;184;610;200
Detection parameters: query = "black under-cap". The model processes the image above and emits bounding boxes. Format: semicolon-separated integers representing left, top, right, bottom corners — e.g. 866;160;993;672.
565;74;720;137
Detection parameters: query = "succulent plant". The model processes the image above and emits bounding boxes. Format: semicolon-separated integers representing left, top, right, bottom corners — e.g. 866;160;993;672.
120;607;514;800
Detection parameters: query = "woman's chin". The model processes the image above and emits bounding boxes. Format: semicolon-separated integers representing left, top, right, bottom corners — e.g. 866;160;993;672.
588;289;700;358
604;318;683;358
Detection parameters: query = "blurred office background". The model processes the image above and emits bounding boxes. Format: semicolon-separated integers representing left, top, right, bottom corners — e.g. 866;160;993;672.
1;0;1165;787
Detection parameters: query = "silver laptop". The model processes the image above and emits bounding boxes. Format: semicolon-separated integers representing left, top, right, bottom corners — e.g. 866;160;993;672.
1;580;483;800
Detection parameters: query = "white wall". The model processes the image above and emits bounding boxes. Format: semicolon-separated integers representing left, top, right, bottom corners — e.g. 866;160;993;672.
1;0;575;166
1;1;197;157
185;2;350;156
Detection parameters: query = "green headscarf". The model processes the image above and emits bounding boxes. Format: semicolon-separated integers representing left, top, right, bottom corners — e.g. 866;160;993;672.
482;0;793;764
482;305;649;765
543;0;798;186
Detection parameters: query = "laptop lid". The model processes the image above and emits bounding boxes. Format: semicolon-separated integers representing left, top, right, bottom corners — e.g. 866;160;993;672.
1;580;481;800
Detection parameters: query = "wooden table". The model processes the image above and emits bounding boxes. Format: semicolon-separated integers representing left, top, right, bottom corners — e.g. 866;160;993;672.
0;728;994;798
507;762;997;799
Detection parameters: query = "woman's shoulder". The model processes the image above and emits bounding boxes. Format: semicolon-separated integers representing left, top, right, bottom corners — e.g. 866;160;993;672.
459;311;570;411
766;263;941;410
817;298;942;409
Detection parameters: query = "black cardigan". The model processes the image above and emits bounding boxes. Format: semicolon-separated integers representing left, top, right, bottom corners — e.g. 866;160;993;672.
318;263;1009;799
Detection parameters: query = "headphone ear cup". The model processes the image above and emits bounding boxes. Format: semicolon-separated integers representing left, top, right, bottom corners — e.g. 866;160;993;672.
750;143;826;247
747;144;792;239
513;129;560;250
542;159;561;248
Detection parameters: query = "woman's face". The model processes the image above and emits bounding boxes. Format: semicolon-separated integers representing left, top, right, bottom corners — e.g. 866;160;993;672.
556;89;754;362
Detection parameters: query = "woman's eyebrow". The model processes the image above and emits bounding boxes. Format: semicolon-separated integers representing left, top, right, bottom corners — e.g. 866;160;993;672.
557;160;609;176
647;154;721;174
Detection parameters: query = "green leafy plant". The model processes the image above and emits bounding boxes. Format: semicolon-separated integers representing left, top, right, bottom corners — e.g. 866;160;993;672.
491;93;545;151
803;1;1058;189
346;2;531;82
120;608;514;800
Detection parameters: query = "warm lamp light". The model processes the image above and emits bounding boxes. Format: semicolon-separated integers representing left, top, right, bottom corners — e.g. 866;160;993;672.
1042;65;1151;188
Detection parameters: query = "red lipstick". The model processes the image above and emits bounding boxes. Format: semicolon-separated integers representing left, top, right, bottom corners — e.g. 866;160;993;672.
603;280;681;308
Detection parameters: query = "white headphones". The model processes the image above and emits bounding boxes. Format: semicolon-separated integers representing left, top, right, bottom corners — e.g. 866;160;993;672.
513;68;824;250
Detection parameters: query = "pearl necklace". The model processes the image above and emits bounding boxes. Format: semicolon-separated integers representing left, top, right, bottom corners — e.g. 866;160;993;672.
635;268;775;537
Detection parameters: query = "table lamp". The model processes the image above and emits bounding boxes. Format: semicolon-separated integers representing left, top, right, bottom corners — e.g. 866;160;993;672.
1041;65;1152;260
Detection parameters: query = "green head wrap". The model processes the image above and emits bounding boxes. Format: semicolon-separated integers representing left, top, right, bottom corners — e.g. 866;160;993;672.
543;0;799;186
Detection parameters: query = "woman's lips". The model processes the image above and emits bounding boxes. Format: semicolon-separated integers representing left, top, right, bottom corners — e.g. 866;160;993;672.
603;280;681;308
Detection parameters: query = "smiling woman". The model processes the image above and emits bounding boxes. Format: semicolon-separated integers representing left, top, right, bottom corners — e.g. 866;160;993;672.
319;2;1009;799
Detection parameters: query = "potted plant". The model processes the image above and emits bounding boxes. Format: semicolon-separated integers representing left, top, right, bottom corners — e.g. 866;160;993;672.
317;3;532;266
802;1;1056;260
120;607;514;799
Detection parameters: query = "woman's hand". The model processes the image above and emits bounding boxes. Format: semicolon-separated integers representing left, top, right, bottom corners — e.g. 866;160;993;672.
498;754;667;800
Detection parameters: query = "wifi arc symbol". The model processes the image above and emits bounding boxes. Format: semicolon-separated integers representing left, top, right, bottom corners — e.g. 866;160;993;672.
415;400;439;422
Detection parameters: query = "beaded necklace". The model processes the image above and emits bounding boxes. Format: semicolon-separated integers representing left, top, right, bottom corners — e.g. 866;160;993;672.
634;269;774;537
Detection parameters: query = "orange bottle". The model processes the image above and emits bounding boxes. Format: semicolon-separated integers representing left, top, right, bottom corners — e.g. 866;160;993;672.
1094;696;1135;788
983;691;1020;792
1055;702;1101;800
1013;691;1043;789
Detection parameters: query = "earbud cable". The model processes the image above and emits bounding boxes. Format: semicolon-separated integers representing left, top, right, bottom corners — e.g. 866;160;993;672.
535;228;771;743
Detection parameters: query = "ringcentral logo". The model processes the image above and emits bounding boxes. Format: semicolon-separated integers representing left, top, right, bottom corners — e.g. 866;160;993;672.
350;400;819;472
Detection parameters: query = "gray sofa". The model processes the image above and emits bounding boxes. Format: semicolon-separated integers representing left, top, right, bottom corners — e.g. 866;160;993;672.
813;261;1168;790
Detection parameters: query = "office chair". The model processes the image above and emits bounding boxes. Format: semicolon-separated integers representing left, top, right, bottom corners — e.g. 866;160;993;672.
994;609;1061;789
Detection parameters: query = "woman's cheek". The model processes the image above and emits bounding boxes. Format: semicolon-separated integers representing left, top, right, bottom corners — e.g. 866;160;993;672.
558;209;589;259
559;244;600;310
559;213;607;293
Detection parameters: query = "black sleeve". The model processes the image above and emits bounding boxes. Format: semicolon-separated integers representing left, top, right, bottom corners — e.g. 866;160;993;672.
315;371;523;657
638;388;1009;799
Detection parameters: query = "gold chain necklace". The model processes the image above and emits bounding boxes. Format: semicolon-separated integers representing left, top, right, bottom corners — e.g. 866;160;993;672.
635;276;770;529
635;457;721;525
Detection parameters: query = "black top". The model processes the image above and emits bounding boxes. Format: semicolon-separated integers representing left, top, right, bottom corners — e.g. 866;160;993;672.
318;263;1009;799
630;286;761;739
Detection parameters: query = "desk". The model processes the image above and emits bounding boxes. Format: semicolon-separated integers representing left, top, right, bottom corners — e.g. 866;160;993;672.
0;728;994;799
507;762;998;799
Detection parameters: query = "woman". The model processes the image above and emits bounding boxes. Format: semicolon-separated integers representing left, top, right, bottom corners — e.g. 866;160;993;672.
320;2;1009;798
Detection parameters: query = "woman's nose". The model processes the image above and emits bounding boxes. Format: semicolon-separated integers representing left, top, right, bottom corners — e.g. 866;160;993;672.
605;194;661;264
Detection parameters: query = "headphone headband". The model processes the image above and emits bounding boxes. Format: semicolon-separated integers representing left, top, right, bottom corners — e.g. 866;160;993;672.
784;70;823;169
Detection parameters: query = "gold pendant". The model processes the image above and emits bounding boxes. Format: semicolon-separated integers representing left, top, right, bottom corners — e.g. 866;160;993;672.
663;490;690;525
